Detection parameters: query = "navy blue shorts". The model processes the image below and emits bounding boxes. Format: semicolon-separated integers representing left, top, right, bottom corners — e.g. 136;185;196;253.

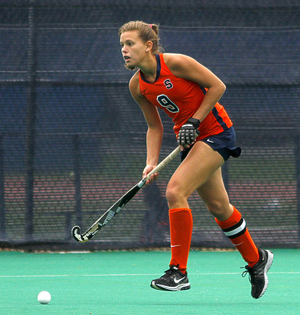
181;127;241;162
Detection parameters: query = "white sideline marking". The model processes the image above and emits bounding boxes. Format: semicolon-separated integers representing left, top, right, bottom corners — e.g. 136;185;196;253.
0;271;298;278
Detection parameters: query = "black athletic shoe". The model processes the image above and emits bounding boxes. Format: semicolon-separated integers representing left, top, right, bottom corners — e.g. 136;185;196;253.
151;265;190;291
242;249;274;299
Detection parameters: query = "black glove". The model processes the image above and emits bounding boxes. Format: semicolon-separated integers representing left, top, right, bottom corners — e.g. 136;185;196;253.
177;118;200;147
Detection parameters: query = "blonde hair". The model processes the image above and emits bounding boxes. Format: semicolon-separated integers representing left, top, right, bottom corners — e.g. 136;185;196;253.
119;21;162;70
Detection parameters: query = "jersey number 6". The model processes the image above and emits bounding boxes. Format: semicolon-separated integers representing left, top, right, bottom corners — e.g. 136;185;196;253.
156;94;179;113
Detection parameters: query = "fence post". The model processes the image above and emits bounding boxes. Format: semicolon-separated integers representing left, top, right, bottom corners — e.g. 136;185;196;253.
25;1;37;240
221;161;233;246
73;134;82;228
295;135;300;241
222;161;229;192
0;134;5;239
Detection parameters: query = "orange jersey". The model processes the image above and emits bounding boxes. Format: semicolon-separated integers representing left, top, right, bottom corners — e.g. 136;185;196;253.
138;54;233;139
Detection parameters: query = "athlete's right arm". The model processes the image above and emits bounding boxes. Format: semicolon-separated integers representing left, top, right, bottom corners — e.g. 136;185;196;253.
129;72;164;184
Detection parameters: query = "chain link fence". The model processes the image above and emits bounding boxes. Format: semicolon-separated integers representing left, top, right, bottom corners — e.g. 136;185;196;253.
0;0;299;250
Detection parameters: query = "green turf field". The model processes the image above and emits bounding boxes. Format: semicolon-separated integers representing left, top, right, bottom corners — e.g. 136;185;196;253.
0;249;299;315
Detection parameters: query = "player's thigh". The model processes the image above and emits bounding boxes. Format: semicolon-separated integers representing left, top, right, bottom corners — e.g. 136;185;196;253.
167;141;224;197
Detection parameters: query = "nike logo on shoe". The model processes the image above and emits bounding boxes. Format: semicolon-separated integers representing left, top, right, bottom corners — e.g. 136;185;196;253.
174;277;186;284
171;245;181;248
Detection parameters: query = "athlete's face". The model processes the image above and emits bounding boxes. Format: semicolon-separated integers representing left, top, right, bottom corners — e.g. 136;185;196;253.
120;31;148;68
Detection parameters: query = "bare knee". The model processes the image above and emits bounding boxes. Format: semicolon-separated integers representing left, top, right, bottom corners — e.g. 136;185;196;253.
206;201;233;221
165;183;188;208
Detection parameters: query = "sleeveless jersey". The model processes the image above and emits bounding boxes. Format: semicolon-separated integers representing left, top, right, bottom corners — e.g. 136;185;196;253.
138;54;233;139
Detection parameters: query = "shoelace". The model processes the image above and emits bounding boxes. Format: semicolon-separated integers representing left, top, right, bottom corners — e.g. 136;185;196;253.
240;266;251;280
241;266;255;283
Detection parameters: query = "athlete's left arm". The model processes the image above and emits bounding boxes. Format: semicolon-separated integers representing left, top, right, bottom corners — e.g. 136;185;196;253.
164;53;226;122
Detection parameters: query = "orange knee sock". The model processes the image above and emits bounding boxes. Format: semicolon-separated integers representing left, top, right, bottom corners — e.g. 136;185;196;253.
215;206;259;267
169;208;193;273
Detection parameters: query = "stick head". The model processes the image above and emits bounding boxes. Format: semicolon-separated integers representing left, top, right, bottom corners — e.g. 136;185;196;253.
72;225;88;242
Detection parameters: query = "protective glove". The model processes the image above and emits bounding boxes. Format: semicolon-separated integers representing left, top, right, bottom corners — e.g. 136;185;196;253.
177;118;200;147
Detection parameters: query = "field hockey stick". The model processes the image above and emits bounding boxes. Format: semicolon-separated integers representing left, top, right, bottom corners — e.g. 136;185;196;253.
72;146;181;242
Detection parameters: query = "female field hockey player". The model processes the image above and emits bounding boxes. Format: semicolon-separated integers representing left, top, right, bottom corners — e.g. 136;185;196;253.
119;21;273;299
